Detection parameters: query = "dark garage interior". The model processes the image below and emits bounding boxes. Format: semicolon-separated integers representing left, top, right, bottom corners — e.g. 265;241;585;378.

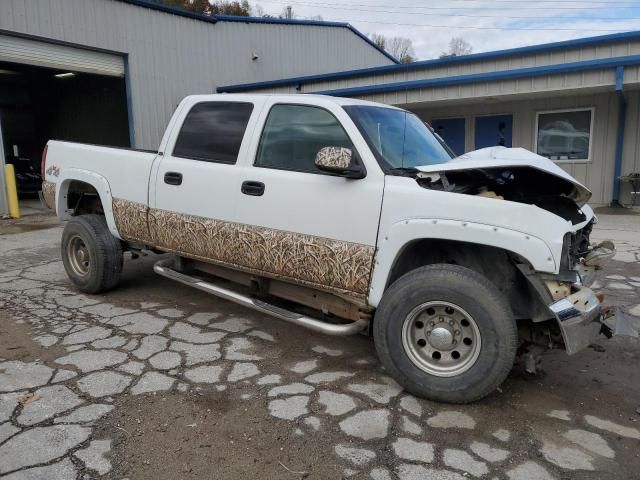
0;61;129;202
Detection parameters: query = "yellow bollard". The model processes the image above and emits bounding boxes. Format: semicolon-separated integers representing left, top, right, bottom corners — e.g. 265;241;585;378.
4;164;20;218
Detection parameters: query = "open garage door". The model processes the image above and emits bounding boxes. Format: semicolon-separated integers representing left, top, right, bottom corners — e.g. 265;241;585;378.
0;34;129;215
0;34;124;77
0;58;129;217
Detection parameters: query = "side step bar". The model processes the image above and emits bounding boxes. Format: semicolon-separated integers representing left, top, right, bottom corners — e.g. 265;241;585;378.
153;258;368;336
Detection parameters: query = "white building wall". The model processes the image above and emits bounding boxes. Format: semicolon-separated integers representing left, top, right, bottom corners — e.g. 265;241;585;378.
411;93;619;206
269;39;640;95
0;0;393;149
621;89;640;202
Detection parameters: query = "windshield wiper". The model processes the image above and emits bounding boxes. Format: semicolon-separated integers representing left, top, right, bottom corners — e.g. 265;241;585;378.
388;167;420;176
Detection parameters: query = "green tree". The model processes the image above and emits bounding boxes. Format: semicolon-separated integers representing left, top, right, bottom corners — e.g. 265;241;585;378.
212;1;251;16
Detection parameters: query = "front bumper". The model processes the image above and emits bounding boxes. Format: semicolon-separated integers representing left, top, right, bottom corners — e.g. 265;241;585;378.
548;285;603;355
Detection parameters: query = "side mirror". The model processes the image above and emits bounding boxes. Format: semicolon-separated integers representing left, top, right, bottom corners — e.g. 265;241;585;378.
314;147;365;179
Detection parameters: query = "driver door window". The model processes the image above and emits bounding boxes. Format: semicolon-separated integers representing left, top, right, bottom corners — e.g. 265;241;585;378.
255;104;354;173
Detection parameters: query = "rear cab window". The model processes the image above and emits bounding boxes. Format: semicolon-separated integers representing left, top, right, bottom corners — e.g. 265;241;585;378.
173;102;254;164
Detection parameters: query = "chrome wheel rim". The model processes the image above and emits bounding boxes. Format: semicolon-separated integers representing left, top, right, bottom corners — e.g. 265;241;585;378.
401;301;481;377
67;235;90;277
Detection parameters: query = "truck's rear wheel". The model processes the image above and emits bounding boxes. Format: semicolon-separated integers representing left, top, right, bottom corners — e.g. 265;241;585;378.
374;264;517;403
61;214;123;294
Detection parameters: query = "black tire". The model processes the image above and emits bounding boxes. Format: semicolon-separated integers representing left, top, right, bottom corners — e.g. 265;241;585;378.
373;264;517;403
61;214;123;294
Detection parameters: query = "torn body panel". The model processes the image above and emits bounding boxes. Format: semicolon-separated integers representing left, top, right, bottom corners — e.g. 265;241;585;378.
415;147;595;226
416;147;591;206
548;285;604;355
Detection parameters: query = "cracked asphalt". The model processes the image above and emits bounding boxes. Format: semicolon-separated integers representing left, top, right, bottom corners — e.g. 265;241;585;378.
0;208;639;480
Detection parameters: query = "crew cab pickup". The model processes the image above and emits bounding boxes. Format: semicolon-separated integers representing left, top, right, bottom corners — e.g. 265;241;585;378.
42;94;615;403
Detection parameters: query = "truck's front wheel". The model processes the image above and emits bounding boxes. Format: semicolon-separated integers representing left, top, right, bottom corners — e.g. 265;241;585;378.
374;264;517;403
61;214;123;294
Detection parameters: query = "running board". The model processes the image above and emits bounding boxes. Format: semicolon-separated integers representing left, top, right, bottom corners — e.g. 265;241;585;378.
153;259;368;336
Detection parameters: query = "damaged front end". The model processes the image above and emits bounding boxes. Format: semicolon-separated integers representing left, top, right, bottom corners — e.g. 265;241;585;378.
415;147;596;226
548;285;607;355
545;219;618;354
413;147;620;357
517;218;618;358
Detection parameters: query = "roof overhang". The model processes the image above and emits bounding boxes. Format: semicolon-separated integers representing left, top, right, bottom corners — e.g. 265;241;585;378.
314;54;640;97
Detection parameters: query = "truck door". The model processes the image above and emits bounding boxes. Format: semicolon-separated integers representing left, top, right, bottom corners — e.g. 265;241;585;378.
150;99;258;257
232;100;385;299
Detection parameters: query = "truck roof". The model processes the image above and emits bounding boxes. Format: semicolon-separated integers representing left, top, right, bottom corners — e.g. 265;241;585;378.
183;93;403;110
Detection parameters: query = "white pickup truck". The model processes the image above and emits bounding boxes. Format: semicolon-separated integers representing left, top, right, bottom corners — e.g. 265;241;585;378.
41;94;614;403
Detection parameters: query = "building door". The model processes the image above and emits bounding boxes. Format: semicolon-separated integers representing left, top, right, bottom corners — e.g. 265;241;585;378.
475;115;512;149
432;118;465;156
0;33;130;211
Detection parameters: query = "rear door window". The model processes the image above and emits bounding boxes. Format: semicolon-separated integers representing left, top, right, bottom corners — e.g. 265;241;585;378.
173;102;253;164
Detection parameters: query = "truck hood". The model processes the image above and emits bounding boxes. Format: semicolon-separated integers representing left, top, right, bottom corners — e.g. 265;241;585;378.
416;147;592;206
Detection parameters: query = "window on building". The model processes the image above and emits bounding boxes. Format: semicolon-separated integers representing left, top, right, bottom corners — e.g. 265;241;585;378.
255;104;355;173
173;102;253;164
536;108;593;162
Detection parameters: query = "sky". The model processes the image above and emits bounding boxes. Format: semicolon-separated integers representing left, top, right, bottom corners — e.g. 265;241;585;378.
250;0;640;60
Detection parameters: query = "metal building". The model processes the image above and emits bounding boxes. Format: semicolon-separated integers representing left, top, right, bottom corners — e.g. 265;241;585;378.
0;0;394;147
220;32;640;206
0;0;396;216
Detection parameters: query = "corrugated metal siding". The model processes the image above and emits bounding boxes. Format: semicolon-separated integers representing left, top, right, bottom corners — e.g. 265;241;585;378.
0;0;393;148
332;70;613;106
410;93;619;205
239;39;640;95
621;90;640;202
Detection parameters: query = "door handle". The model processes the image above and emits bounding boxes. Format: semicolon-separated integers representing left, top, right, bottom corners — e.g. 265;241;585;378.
164;171;183;186
241;180;265;196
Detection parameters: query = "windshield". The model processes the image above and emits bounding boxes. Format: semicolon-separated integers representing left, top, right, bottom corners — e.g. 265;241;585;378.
344;105;454;170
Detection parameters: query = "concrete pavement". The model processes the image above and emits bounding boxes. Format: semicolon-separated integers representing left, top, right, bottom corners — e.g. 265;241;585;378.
0;213;639;479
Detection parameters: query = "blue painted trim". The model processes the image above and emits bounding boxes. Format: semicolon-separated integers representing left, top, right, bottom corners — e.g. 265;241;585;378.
212;14;342;27
615;64;625;92
613;66;626;205
344;25;399;64
217;29;640;93
312;55;640;97
115;0;219;23
124;56;136;148
114;0;398;63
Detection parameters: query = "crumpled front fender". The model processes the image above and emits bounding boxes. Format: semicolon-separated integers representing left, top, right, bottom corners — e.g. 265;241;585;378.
368;218;557;307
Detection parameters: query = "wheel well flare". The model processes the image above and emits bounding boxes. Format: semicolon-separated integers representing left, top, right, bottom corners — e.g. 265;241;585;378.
387;239;545;321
